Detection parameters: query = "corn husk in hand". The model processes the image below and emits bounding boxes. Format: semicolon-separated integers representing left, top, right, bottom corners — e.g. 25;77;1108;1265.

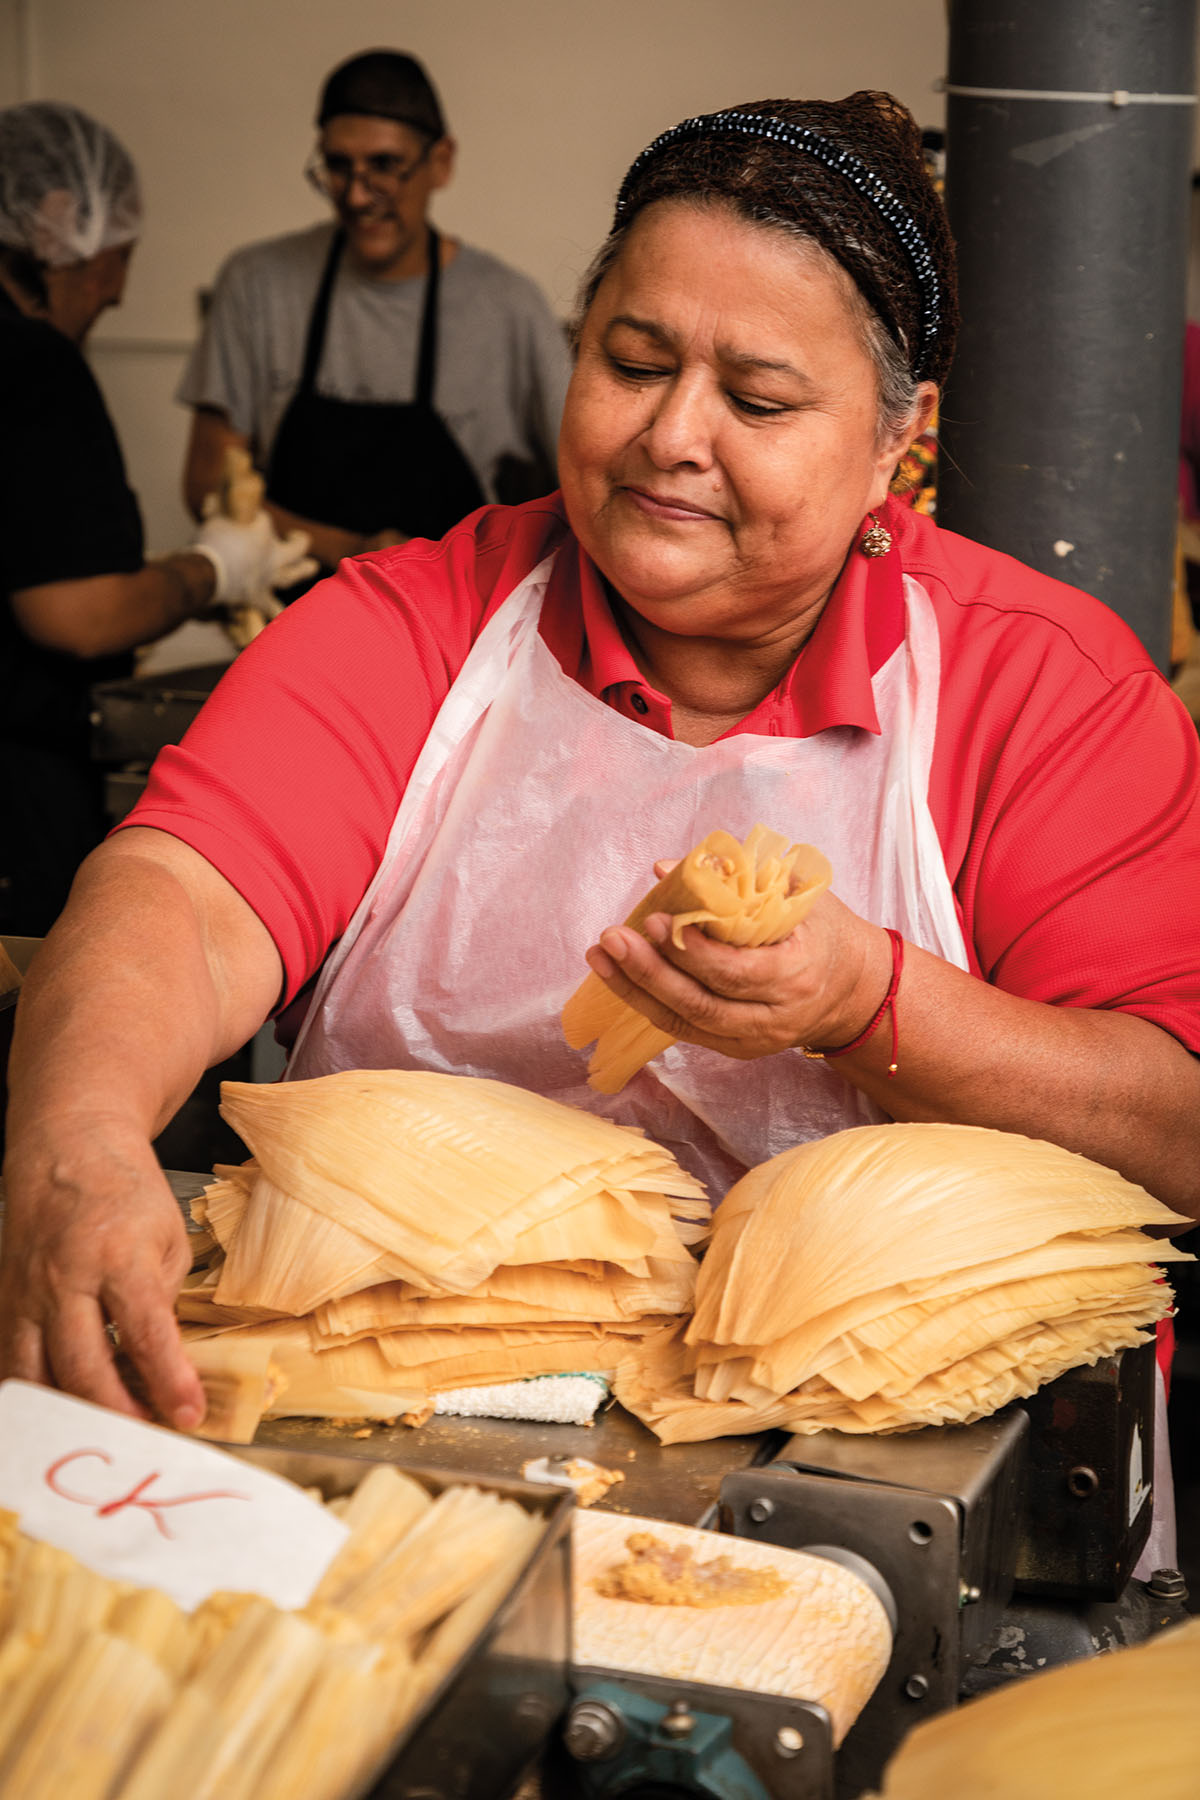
562;825;831;1093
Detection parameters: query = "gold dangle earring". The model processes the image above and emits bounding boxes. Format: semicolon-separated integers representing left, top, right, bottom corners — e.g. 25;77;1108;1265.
859;512;893;558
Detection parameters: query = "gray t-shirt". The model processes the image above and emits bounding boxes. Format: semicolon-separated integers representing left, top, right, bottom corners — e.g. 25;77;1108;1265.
177;222;571;503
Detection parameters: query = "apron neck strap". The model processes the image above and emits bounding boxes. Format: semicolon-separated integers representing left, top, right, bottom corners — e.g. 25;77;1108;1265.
415;224;441;409
297;228;345;395
297;225;442;405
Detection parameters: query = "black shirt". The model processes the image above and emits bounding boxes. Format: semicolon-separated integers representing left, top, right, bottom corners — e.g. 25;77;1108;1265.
0;285;144;749
0;286;145;930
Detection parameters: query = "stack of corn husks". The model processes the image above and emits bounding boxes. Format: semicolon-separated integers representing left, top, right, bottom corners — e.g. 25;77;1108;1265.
614;1123;1192;1444
0;1465;543;1800
177;1070;708;1433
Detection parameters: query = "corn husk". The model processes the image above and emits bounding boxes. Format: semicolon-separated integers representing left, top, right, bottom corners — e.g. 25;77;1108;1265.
614;1123;1192;1442
183;1335;286;1443
108;1587;194;1682
0;1458;544;1800
213;1070;706;1308
183;1320;426;1423
334;1485;542;1642
251;1645;395;1800
178;1068;706;1421
309;1466;432;1609
191;1162;257;1249
870;1617;1200;1800
0;1633;172;1800
562;825;831;1092
310;1253;696;1341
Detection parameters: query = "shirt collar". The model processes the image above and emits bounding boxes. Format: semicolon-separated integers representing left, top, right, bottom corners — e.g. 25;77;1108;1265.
543;495;908;740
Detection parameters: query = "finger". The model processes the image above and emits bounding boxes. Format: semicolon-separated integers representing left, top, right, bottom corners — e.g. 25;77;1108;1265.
652;859;682;879
642;914;809;1001
589;931;739;1047
0;1314;51;1386
602;920;777;1006
106;1274;206;1431
44;1292;154;1419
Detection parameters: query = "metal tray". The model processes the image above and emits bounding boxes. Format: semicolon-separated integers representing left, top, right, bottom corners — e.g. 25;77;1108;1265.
228;1444;573;1800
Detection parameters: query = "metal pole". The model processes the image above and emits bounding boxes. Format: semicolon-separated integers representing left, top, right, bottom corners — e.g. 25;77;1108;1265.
938;0;1197;669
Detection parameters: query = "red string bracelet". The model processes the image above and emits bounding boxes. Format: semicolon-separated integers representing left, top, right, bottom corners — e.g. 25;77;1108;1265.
803;928;905;1078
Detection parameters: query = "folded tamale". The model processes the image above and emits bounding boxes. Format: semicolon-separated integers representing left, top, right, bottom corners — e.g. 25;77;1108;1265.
562;825;831;1093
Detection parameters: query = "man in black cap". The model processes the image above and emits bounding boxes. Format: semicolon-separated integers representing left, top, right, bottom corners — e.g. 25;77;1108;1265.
179;50;570;576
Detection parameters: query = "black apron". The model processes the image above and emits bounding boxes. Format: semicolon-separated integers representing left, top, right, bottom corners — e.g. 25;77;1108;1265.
265;225;485;541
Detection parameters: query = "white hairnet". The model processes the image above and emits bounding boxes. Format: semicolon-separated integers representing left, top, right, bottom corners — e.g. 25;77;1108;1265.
0;101;141;268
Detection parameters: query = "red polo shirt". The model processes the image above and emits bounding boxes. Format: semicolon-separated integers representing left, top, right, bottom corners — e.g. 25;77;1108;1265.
124;493;1200;1049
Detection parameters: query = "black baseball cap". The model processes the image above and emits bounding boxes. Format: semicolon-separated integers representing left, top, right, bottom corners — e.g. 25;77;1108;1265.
316;50;446;139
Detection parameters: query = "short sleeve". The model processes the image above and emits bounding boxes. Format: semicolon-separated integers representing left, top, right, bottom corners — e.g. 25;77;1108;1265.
176;250;265;444
968;670;1200;1049
0;317;143;591
117;499;568;1004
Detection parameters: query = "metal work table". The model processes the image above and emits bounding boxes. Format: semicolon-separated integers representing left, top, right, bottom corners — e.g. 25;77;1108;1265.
256;1406;780;1528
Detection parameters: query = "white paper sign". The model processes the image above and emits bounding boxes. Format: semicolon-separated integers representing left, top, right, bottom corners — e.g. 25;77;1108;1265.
0;1380;348;1611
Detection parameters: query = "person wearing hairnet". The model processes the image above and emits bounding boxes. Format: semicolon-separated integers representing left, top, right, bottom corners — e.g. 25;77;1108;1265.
179;49;571;578
0;102;314;935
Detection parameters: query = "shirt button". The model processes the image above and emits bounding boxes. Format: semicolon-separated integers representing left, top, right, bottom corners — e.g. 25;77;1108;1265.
630;692;649;714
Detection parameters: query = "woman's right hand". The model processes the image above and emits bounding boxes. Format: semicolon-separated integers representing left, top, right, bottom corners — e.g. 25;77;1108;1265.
0;1114;206;1428
583;885;894;1065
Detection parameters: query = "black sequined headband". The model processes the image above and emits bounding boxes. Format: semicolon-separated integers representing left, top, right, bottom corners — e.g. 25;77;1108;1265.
613;109;942;382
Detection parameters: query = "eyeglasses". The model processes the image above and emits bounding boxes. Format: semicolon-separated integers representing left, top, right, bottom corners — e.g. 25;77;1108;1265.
304;142;432;200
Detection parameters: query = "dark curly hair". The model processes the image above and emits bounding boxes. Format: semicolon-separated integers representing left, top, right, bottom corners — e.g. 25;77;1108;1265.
574;92;959;436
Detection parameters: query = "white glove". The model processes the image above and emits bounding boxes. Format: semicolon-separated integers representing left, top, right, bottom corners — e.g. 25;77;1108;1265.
191;513;319;605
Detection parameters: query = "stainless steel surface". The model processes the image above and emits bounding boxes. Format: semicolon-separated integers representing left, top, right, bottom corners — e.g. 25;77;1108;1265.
774;1410;1028;1510
723;1464;962;1799
168;1168;211;1213
256;1406;782;1527
90;663;226;764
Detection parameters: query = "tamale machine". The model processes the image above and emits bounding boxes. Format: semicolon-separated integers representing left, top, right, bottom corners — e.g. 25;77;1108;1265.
0;1167;1184;1799
545;1339;1188;1800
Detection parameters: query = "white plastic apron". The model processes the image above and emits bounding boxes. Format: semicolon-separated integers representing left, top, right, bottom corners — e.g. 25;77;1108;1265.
288;549;969;1193
286;546;1176;1569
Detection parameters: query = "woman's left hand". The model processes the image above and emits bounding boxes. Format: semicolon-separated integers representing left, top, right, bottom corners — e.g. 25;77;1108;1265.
583;888;893;1060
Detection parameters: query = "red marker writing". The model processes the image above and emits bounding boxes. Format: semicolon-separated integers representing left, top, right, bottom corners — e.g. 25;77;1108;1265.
45;1450;250;1540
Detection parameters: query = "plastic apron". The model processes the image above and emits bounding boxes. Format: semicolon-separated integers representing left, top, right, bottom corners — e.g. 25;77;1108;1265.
288;549;968;1185
287;546;1176;1571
